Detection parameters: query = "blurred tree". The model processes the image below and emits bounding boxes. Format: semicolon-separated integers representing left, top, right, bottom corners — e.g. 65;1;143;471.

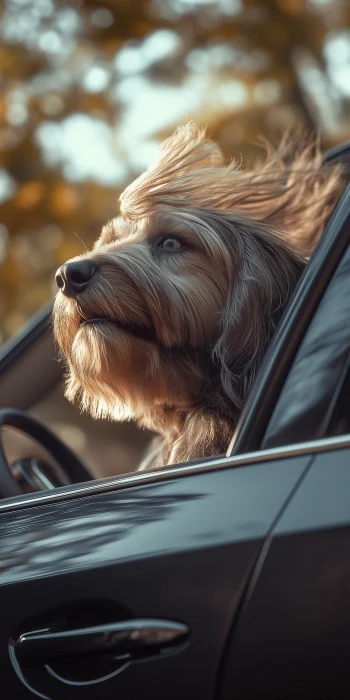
0;0;349;344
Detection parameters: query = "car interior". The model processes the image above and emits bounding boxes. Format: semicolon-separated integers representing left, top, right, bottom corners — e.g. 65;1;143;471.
0;313;154;490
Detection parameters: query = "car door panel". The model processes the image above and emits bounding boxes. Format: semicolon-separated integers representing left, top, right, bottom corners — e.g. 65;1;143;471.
217;446;350;700
0;456;310;699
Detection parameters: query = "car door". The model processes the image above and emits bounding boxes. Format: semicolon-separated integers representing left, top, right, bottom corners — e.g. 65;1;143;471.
0;170;348;700
0;448;315;700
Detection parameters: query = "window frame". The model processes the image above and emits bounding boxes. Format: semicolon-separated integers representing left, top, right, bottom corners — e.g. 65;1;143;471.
229;182;350;456
261;238;350;449
0;432;349;514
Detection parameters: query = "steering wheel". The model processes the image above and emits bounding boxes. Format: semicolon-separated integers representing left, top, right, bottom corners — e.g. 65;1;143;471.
0;408;93;499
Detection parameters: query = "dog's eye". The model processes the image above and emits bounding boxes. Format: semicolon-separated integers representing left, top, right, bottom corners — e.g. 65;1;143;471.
158;237;182;250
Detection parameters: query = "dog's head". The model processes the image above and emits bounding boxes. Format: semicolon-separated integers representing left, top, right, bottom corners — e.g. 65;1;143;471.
53;124;342;427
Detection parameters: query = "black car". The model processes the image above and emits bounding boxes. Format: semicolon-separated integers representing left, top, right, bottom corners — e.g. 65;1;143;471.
0;142;349;700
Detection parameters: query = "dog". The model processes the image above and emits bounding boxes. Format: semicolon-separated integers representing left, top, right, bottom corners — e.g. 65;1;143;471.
53;124;343;469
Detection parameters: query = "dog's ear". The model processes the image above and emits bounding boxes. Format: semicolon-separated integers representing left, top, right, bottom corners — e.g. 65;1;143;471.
213;216;306;410
120;122;224;219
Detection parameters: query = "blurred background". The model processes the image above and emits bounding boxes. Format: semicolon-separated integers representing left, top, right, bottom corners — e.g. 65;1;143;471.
0;0;349;345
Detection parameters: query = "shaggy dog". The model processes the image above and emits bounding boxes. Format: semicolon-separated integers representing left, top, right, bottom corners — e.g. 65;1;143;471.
54;124;342;469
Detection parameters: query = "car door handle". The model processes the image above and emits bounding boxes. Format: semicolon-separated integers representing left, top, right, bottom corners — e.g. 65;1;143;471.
14;618;189;668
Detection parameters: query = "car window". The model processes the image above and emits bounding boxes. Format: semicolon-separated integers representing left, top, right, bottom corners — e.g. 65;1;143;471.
230;182;350;457
261;240;350;449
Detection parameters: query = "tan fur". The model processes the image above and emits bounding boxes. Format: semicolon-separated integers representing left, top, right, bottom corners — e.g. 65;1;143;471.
53;124;343;469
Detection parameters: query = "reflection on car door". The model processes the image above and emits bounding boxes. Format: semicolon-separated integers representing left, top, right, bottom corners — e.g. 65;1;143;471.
0;453;310;699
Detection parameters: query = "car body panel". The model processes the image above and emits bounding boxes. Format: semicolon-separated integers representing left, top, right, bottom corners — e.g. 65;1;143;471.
0;457;310;698
217;446;350;700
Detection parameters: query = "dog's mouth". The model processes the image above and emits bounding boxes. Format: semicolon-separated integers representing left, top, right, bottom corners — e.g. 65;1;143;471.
79;316;157;343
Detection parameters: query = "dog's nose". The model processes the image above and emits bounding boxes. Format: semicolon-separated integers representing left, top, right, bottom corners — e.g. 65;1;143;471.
55;260;97;297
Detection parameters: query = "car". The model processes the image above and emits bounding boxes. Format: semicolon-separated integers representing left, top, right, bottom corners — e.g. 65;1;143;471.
0;141;349;700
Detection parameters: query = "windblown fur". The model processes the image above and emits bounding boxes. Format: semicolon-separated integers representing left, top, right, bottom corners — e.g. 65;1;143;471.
54;124;343;468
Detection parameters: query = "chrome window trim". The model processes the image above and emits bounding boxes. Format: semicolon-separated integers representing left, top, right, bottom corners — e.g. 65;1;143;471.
0;302;53;374
0;432;349;513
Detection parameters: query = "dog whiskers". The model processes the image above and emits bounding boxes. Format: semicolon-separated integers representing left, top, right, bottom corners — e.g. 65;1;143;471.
76;303;89;322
